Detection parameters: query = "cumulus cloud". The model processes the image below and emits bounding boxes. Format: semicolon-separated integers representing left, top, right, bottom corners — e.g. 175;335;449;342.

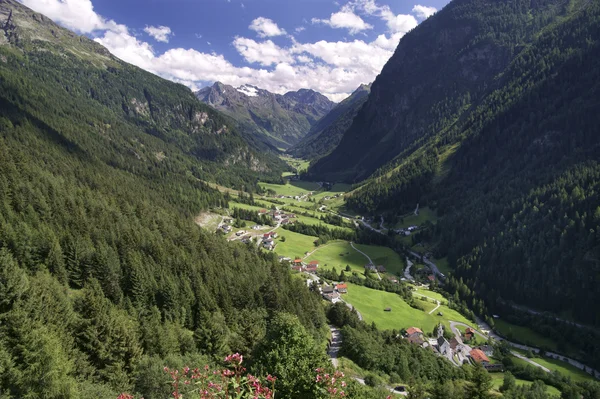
20;0;124;33
412;4;437;19
19;0;430;101
249;17;286;38
233;37;294;66
144;25;173;43
312;8;372;35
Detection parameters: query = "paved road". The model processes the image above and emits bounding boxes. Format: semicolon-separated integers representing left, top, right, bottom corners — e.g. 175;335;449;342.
408;250;443;279
341;299;363;321
350;242;382;280
328;325;342;368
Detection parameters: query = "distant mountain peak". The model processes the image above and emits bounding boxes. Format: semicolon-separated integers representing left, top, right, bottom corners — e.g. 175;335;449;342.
196;82;335;149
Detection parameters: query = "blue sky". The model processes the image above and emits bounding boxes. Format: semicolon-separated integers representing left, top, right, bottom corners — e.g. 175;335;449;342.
20;0;450;101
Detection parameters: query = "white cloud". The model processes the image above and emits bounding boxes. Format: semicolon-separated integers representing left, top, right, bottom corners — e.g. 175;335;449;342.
312;9;372;35
20;0;124;34
144;25;173;43
233;37;294;66
412;4;437;19
249;17;286;38
295;26;306;33
195;33;203;39
19;0;430;101
381;12;418;34
351;0;418;33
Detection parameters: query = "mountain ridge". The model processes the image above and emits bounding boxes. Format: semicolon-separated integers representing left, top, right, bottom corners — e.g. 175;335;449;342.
289;83;371;161
196;81;335;149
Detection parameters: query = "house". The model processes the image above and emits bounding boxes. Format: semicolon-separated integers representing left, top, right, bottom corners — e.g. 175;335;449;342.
305;264;318;273
252;225;261;230
221;225;232;233
323;292;341;303
477;345;494;357
406;327;424;345
336;283;348;293
449;337;461;351
308;260;320;267
464;327;475;341
258;209;268;215
437;336;451;355
470;349;490;365
262;238;275;250
406;327;423;338
364;263;377;271
427;275;435;282
236;230;246;236
241;236;252;244
384;307;392;312
291;264;304;272
377;265;386;273
293;259;305;267
263;232;277;240
322;286;335;294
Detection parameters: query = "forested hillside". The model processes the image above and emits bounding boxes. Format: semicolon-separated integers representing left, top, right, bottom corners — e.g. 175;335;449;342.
289;84;370;160
0;1;326;397
310;0;590;182
327;0;600;332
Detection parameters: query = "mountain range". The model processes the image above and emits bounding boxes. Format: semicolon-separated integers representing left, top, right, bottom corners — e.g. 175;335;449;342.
196;82;335;150
288;83;371;161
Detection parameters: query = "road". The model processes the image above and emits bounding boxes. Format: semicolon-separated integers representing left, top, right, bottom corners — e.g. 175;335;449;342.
350;242;382;280
428;300;441;315
408;250;443;278
328;325;342;368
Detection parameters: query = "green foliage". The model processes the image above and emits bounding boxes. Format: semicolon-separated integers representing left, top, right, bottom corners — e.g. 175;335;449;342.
252;313;329;399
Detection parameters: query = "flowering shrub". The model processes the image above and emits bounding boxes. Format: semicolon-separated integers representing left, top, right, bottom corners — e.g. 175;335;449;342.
118;353;276;399
315;369;347;397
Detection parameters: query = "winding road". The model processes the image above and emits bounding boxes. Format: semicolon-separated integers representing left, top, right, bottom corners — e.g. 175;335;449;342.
350;242;382;280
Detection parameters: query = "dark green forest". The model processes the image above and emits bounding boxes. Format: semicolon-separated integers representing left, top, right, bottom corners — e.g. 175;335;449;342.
0;1;329;397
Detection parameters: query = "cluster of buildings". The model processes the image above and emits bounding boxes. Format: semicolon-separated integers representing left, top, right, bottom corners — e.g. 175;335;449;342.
394;225;419;236
404;326;501;370
320;283;348;303
261;231;278;250
290;259;319;273
258;208;297;225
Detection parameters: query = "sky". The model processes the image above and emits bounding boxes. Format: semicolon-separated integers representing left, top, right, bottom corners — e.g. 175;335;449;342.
19;0;450;101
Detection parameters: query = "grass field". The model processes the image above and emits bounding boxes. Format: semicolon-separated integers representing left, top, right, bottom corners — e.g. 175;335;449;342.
490;374;561;396
344;283;472;333
304;241;369;278
412;288;448;305
259;181;321;197
272;228;318;259
524;355;593;382
493;319;558;352
395;207;438;229
352;243;405;276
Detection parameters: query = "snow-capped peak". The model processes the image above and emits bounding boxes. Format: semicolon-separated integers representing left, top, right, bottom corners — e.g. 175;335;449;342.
236;84;259;97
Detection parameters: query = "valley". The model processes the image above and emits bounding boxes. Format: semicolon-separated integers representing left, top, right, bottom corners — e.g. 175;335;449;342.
1;0;600;398
196;158;599;396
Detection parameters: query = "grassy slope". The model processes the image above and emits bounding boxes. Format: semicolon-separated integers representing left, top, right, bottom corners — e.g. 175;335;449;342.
344;283;472;333
304;241;369;277
352;243;405;276
493;319;558;352
394;207;438;229
490;374;561;396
